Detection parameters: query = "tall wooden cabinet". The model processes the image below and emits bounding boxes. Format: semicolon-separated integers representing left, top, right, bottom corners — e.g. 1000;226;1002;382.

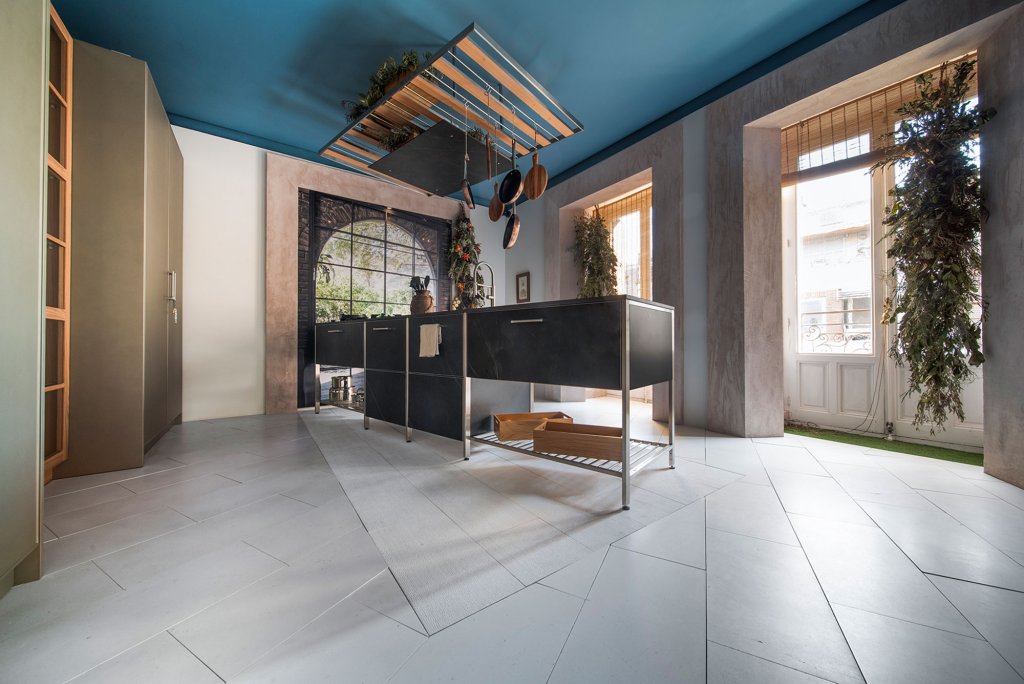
58;42;183;478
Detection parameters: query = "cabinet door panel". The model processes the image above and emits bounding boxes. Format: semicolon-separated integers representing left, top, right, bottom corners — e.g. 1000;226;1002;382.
365;321;406;371
365;369;405;426
316;321;364;367
467;301;622;389
409;313;463;377
409;373;463;440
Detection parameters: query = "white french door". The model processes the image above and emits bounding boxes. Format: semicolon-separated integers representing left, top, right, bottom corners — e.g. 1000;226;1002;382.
782;165;984;450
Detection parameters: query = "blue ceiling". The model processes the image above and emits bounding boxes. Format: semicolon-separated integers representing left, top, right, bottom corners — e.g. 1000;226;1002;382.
53;0;890;186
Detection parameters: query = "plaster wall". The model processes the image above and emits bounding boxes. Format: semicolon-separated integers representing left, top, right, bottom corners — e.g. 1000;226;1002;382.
174;126;267;421
980;6;1024;487
265;154;461;413
705;0;1021;436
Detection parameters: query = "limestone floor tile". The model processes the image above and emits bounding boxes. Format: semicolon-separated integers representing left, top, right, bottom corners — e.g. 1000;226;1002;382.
706;529;863;684
0;542;283;683
972;477;1024;511
42;456;184;499
800;441;878;466
43;482;136;519
632;457;742;504
350;569;426;635
70;631;221;684
549;547;706;684
613;498;705;568
860;501;1024;592
821;460;918;498
41;524;57;542
703;447;772;485
45;473;239;536
769;469;874;526
756;444;830;476
115;449;267;493
393;584;583;684
789;514;979;637
94;494;314;589
242;494;362;564
170;528;387;680
706;480;799;546
170;465;328;521
43;506;194;574
476;516;591;586
538;547;608;599
922;490;1024;555
0;561;122;638
280;476;346;506
708;641;834;683
875;457;996;497
235;597;424;684
929;575;1024;679
833;604;1022;684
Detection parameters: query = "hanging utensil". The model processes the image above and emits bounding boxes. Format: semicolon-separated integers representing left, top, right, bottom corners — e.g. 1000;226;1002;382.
503;200;520;249
485;134;492;180
460;101;475;209
498;108;523;204
524;129;548;200
488;138;503;221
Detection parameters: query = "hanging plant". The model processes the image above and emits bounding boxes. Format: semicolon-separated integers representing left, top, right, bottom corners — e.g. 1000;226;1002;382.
871;60;994;431
448;206;485;309
572;210;618;298
341;50;434;122
379;125;418;152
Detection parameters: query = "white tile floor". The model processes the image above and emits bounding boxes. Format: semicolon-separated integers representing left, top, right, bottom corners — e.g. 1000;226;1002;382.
1;399;1023;682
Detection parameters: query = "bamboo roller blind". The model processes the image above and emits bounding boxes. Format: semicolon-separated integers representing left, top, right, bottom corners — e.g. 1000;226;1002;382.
781;53;978;182
599;186;653;299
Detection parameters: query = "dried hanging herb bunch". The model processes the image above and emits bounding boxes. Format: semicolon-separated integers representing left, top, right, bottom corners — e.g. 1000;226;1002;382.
572;210;617;298
872;60;994;431
448;206;485;309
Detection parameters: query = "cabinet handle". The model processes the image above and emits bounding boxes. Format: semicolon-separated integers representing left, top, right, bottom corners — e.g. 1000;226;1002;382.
371;327;394;331
326;330;343;334
510;318;544;324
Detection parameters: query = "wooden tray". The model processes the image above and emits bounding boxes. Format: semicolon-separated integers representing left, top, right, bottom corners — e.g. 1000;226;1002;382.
494;411;573;441
533;422;623;461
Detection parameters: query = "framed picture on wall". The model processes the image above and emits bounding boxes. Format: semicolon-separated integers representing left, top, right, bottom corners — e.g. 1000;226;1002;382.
516;272;531;303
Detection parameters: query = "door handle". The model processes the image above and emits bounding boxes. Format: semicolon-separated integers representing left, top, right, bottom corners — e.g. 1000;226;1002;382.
326;330;344;334
167;271;178;324
510;318;543;324
371;327;394;331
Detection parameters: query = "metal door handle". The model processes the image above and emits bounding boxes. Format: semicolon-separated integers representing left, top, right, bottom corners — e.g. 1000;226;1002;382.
510;318;543;324
326;330;343;334
371;327;394;331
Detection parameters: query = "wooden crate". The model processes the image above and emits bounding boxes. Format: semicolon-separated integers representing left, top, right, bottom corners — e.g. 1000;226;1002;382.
533;422;624;461
494;411;573;441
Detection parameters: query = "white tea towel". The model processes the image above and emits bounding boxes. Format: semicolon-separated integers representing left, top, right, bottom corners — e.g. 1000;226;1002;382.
419;323;442;357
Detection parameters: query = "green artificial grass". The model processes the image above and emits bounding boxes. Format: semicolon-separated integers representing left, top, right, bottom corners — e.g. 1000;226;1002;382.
785;424;983;467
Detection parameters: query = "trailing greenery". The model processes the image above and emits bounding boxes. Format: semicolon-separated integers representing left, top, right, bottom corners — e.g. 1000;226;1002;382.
871;60;994;432
448;207;485;309
785;424;983;467
342;50;433;122
572;210;618;298
379;125;417;152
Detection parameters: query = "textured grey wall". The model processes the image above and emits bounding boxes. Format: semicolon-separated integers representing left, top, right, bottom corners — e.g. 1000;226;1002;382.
980;6;1024;487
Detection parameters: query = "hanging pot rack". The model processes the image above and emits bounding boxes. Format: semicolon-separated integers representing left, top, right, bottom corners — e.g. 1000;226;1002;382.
319;23;583;193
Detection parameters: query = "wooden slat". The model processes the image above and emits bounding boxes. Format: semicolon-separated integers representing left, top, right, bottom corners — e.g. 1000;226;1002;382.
407;76;516;150
345;128;387;151
332;138;382;161
455;37;574;138
431;58;549;147
47;155;69;181
388;89;443;124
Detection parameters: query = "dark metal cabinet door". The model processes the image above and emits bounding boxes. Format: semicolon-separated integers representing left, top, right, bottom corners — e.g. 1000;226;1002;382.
365;369;405;426
408;373;463;440
409;313;463;377
365;321;406;371
315;322;364;367
628;302;673;389
466;301;622;389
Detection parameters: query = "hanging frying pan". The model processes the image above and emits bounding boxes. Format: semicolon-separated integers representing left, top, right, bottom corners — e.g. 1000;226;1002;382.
499;140;523;204
488;141;503;221
460;103;475;209
503;201;520;249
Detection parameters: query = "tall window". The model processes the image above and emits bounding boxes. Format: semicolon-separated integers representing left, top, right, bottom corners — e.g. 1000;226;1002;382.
795;168;873;354
600;185;652;299
312;194;450;321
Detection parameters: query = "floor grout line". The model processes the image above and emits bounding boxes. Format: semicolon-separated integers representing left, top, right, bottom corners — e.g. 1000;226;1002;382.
166;629;227;683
